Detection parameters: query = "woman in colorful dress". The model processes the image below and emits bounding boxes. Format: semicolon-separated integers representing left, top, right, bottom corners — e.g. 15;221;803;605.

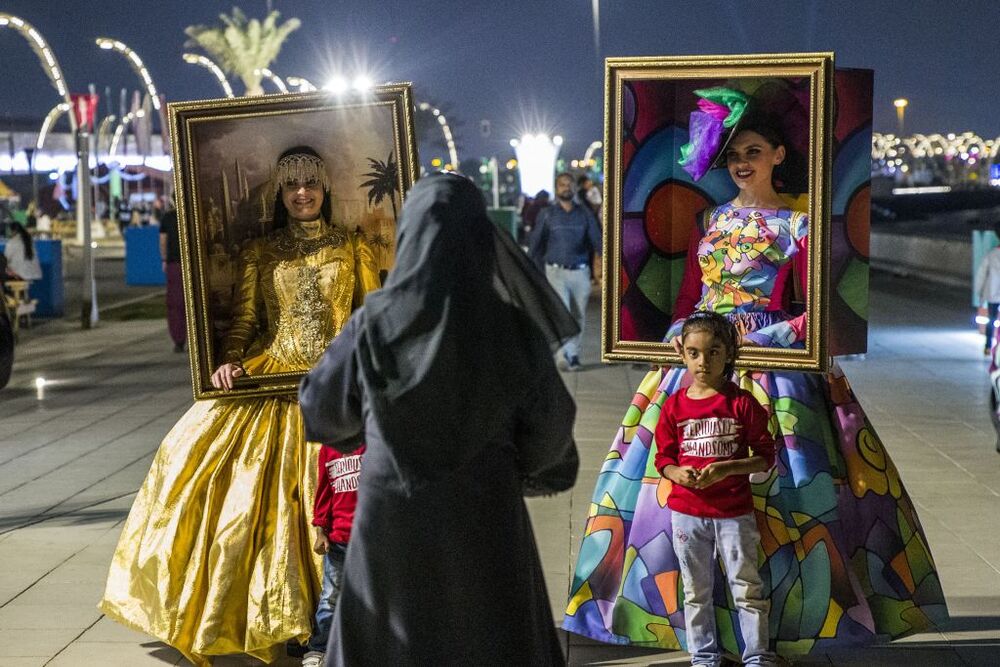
563;90;948;658
99;146;381;666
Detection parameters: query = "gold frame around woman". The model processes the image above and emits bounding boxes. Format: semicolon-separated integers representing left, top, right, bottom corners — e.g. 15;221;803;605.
601;53;834;373
169;83;419;400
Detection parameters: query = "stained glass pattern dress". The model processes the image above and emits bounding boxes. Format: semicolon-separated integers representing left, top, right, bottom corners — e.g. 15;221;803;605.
563;204;948;656
99;225;380;666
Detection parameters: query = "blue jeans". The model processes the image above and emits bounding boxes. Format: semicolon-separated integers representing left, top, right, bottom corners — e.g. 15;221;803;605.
672;511;776;666
307;542;347;653
544;264;591;360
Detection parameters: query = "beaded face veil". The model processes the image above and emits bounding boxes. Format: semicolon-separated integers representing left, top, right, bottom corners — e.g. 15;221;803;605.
273;152;331;196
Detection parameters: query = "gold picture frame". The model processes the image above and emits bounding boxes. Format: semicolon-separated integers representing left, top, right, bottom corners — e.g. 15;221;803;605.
170;84;419;400
601;53;834;372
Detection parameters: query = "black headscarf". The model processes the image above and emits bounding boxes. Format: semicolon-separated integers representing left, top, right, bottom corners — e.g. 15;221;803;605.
355;173;578;480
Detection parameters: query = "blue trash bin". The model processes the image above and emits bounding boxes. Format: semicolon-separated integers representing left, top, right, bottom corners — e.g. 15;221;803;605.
125;226;166;286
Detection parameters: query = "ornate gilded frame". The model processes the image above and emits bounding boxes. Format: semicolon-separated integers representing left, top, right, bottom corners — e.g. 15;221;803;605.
601;53;834;372
170;84;419;400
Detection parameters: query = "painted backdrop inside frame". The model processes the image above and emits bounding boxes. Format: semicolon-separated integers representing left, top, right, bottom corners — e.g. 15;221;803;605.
613;68;871;361
193;105;400;349
617;75;814;345
174;90;416;400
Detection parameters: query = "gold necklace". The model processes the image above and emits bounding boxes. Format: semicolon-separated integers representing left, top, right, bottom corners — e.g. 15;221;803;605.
272;225;348;255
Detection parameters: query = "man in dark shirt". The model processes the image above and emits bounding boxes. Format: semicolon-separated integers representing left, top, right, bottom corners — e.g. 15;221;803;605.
529;172;602;371
159;200;186;353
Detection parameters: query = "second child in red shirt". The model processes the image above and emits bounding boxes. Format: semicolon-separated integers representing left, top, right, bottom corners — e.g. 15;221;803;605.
655;312;778;667
302;444;364;666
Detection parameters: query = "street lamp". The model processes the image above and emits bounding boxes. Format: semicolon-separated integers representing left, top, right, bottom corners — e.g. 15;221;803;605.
583;140;603;168
109;110;146;161
894;98;908;136
36;102;71;152
96;38;161;111
254;67;288;94
0;14;76;130
182;53;234;98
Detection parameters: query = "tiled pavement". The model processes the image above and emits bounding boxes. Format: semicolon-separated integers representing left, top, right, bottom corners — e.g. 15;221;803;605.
1;272;998;666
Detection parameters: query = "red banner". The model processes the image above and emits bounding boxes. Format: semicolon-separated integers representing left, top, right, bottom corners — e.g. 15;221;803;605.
70;93;100;132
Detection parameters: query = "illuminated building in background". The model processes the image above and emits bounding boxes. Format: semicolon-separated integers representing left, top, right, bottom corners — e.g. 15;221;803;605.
509;133;562;197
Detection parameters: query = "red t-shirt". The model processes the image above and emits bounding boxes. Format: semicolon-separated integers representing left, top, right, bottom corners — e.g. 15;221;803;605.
312;444;364;544
654;383;775;518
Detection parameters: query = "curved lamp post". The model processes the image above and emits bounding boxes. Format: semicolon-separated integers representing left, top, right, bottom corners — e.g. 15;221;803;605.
254;67;288;94
417;102;459;170
109;110;146;161
286;76;316;92
182;53;234;98
36;102;71;152
0;13;76;131
96;38;161;111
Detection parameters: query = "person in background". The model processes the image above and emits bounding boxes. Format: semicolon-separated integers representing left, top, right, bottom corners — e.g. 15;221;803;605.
158;198;186;353
529;173;601;371
4;222;42;282
976;228;1000;355
301;444;365;667
519;189;549;247
576;174;603;219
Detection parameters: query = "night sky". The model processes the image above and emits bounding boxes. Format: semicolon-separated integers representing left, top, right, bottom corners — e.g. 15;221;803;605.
0;0;997;162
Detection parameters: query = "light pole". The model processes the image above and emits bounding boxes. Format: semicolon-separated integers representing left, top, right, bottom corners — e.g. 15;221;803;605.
894;98;908;136
182;53;234;98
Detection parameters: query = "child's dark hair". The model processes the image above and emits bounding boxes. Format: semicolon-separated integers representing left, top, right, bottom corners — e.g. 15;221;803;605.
681;311;739;378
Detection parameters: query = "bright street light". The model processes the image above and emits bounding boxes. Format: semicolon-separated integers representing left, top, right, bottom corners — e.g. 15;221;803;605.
894;98;909;136
352;75;373;92
324;76;349;94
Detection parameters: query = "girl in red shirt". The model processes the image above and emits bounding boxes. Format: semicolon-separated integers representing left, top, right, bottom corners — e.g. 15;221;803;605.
654;312;777;666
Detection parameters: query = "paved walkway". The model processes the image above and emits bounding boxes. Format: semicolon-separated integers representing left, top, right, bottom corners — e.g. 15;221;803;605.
0;270;998;665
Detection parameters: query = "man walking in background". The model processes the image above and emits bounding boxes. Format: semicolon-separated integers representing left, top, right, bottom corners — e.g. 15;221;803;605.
530;172;602;371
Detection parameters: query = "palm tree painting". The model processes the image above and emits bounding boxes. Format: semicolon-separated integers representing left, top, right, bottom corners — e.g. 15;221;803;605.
360;152;399;221
185;8;300;96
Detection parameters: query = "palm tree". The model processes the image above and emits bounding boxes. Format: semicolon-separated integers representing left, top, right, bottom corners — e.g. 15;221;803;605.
360;152;399;220
185;7;300;96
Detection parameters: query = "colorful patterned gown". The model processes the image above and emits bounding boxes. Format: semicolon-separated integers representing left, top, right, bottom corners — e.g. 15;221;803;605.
563;204;948;656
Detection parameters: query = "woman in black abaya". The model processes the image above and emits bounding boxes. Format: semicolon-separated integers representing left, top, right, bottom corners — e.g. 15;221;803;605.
299;173;580;665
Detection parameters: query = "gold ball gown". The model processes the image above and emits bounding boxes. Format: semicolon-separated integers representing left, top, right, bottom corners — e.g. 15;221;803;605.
99;223;380;666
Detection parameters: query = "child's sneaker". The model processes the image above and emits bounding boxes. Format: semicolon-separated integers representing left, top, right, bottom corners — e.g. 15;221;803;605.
302;651;324;667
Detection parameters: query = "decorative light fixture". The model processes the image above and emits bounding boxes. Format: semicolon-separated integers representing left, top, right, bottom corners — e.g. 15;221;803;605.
95;37;161;110
182;53;234;98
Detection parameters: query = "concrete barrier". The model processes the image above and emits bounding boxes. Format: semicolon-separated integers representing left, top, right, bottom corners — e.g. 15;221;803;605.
870;231;970;288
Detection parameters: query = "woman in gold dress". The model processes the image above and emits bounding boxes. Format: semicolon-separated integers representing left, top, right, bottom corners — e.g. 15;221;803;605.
99;146;381;666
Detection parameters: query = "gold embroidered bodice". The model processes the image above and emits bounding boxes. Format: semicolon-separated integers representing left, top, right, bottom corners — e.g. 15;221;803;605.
221;225;380;371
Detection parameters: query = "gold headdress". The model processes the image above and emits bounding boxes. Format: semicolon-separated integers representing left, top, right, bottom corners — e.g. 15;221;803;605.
273;152;331;194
